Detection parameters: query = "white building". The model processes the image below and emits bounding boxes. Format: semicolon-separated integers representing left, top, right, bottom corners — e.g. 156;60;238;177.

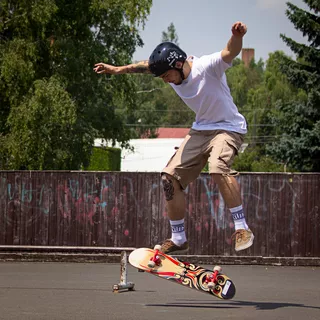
94;128;188;172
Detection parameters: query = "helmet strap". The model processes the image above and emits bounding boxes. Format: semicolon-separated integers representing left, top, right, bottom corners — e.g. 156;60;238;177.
179;69;185;81
176;61;185;81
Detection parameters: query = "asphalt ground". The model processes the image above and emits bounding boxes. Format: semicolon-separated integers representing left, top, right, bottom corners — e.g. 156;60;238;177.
0;262;319;320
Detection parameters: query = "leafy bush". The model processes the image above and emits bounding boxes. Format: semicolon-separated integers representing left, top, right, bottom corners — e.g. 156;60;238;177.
85;147;121;171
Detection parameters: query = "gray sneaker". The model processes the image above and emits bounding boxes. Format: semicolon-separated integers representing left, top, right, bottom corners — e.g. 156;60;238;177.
160;239;189;255
232;229;254;251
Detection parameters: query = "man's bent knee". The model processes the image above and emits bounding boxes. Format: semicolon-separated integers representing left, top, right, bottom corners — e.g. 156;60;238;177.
211;173;241;207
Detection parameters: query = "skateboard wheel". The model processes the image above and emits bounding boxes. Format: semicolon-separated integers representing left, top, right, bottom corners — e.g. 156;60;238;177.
213;266;222;273
148;260;156;268
154;244;162;251
207;282;216;290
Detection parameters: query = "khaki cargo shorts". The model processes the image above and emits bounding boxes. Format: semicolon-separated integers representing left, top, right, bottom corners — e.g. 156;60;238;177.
161;129;244;189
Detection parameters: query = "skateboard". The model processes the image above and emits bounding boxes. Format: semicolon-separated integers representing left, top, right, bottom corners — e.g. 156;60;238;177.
128;246;236;300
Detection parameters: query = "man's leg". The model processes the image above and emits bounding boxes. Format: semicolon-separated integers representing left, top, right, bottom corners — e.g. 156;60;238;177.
161;173;185;220
211;173;254;251
159;129;209;254
160;174;189;254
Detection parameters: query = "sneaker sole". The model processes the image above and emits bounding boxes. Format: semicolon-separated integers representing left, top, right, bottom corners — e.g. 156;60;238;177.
235;234;255;252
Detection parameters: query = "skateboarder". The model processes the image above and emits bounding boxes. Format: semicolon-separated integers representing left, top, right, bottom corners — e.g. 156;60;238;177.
94;21;254;254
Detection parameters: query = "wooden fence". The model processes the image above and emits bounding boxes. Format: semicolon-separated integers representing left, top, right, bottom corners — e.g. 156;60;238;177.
0;171;319;257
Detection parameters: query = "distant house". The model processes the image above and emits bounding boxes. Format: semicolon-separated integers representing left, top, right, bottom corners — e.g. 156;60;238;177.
94;128;247;172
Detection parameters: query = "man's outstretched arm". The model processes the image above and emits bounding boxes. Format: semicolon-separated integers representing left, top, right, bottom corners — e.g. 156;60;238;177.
93;60;151;75
221;21;247;64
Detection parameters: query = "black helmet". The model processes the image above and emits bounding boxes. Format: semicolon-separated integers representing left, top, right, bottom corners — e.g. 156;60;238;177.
148;42;187;79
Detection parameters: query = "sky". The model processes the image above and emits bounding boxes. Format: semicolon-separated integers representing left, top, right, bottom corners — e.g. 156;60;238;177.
133;0;310;63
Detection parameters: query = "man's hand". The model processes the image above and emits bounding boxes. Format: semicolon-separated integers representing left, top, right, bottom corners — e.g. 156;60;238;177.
231;22;247;38
221;22;247;64
93;63;121;74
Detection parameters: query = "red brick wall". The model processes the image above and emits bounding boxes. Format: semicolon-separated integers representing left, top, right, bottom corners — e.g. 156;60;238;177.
242;48;255;67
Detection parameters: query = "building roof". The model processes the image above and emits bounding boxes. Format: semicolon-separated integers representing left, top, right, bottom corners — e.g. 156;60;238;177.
154;128;189;139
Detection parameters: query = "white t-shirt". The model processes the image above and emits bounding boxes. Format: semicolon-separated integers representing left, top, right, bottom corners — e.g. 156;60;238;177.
170;51;247;134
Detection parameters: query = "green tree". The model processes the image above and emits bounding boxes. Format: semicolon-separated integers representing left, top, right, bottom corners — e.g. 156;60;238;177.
162;22;179;45
267;0;320;171
226;58;264;110
7;77;77;169
120;74;167;138
0;0;152;169
245;51;306;148
232;51;307;172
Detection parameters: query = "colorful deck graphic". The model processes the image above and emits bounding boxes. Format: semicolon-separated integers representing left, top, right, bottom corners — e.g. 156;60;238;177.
129;248;236;299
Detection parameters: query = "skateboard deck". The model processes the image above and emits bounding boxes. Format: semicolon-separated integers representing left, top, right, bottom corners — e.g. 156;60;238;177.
129;247;236;299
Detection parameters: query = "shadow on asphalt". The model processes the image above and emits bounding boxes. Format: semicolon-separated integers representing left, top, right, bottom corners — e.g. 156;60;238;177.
0;287;157;294
146;299;320;311
146;303;239;309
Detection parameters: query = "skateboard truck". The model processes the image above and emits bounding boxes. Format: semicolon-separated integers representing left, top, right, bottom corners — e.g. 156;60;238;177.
205;266;222;289
113;251;135;293
147;245;162;268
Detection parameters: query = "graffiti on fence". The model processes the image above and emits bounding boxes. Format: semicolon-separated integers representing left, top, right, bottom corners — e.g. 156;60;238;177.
56;177;112;224
0;173;311;236
0;176;52;216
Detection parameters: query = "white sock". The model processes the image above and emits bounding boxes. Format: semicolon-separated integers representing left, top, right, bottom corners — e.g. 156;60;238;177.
230;205;249;231
170;218;187;245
